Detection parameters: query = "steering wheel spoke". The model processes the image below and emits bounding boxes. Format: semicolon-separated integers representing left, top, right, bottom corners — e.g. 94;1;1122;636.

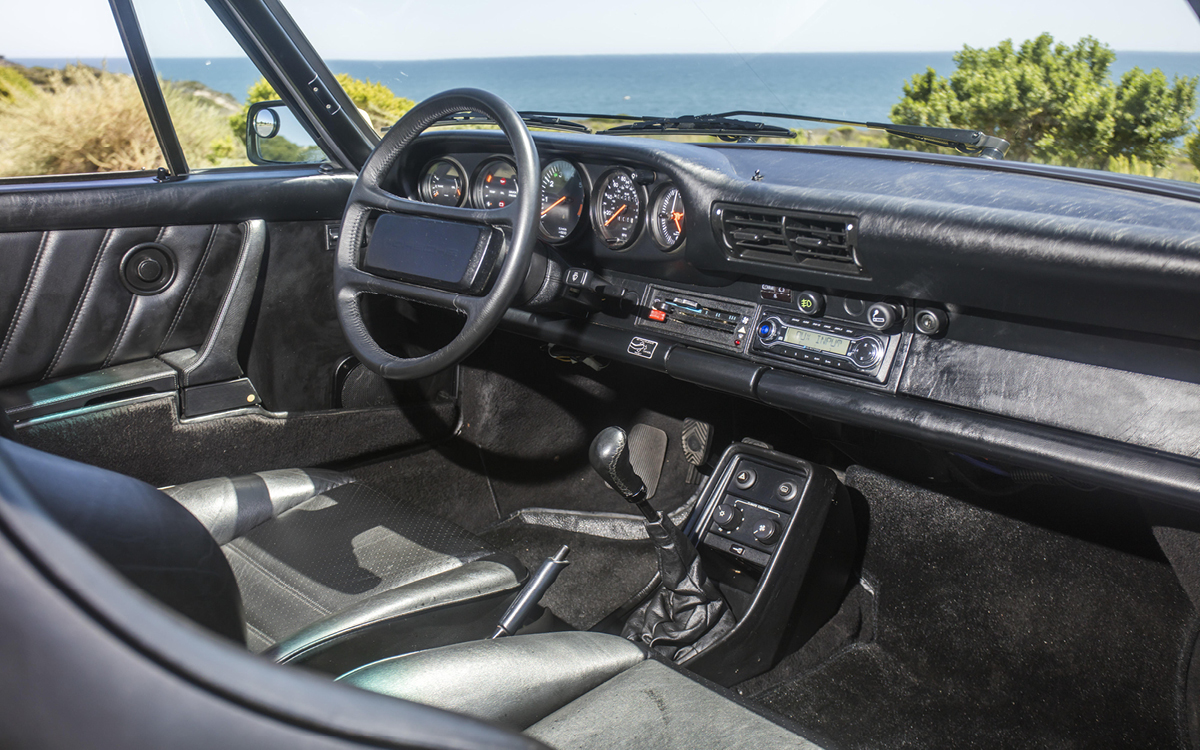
356;183;514;228
341;266;471;314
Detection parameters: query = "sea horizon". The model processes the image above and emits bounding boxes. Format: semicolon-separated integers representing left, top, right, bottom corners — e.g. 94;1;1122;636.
11;51;1200;124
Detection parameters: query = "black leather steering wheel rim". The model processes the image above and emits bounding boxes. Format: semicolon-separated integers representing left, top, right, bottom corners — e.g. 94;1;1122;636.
334;88;539;380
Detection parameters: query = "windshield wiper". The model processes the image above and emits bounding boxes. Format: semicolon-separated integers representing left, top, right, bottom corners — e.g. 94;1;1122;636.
430;111;592;134
520;109;1009;158
597;115;794;142
710;110;1010;159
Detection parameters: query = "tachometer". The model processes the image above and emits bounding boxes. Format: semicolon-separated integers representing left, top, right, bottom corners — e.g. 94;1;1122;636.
418;158;466;207
472;158;518;209
593;169;642;249
538;160;586;243
650;184;685;250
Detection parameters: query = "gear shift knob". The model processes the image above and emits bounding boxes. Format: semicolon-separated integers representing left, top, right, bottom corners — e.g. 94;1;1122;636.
589;426;649;509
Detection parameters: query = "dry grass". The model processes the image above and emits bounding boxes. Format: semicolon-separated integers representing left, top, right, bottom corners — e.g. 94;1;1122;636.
0;66;239;178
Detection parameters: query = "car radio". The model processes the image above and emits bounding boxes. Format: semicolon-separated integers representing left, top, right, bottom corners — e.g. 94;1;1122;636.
750;306;901;383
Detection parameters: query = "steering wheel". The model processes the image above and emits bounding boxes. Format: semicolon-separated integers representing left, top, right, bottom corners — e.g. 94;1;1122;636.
334;89;539;380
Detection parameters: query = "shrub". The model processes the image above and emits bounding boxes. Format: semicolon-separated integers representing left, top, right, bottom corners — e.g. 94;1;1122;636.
890;34;1197;169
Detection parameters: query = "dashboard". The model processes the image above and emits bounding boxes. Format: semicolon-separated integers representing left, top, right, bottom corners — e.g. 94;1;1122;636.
391;130;1200;508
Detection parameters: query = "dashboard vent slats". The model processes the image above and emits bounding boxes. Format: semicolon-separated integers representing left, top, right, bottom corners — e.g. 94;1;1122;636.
714;203;861;273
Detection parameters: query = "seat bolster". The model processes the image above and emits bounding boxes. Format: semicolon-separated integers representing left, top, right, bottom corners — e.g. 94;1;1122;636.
337;632;649;730
266;556;526;670
162;468;354;545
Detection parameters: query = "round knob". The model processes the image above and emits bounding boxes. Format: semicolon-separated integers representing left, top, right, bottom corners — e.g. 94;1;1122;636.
756;320;778;342
796;291;825;317
752;519;780;545
866;302;903;331
915;308;948;336
849;338;884;368
136;258;163;282
714;504;742;530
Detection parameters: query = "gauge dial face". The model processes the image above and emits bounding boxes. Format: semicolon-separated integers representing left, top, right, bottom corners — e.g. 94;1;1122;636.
538;160;587;243
472;159;518;209
650;185;686;250
594;169;642;249
418;159;466;207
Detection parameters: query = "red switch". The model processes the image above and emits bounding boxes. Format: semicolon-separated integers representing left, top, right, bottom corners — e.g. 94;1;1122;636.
648;309;667;322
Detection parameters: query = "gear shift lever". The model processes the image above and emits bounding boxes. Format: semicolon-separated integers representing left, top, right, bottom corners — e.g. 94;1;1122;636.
589;426;729;659
589;426;656;521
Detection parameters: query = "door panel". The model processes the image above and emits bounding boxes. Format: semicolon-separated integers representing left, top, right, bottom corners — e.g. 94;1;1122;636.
0;224;244;388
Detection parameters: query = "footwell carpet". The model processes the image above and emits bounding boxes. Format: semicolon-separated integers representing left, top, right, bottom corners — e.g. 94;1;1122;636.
740;467;1197;750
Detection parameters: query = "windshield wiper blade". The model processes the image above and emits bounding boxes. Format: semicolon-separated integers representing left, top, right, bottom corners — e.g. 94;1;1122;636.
596;115;794;142
430;111;592;134
711;110;1010;159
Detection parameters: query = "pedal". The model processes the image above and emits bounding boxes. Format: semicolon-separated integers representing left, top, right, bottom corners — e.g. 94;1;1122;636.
627;424;668;499
682;418;713;484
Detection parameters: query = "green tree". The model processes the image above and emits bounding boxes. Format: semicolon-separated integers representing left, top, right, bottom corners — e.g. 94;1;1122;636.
230;75;415;141
890;34;1197;169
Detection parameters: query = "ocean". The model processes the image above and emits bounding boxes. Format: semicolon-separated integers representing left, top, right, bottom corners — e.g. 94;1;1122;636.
16;52;1200;125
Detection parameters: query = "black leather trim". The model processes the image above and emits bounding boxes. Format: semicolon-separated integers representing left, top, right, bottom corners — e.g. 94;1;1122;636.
268;559;524;672
0;224;245;390
162;467;353;545
0;168;353;231
160;220;267;388
899;335;1200;460
0;437;244;643
337;632;649;731
0;440;548;749
0;358;177;423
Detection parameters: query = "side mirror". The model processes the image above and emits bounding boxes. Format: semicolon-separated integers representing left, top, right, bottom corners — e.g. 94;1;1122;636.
245;100;324;165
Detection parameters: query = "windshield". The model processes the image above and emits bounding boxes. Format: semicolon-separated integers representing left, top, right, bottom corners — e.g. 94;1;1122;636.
281;0;1200;179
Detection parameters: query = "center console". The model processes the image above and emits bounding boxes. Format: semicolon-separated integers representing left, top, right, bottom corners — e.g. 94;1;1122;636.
678;441;857;685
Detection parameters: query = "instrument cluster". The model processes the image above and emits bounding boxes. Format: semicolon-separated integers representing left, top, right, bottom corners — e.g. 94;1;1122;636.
414;155;686;252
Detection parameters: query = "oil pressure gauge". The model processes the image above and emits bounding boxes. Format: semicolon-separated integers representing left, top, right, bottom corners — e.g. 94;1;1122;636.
650;184;685;250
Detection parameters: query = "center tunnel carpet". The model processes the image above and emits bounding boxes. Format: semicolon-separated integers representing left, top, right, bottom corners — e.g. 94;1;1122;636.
345;439;663;630
739;466;1198;750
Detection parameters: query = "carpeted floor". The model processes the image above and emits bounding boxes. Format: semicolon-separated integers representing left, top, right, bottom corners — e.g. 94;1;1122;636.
346;439;668;629
478;518;658;630
738;466;1198;750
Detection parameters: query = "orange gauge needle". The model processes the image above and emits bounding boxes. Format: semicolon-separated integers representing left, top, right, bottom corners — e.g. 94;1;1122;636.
605;204;628;226
541;196;566;217
671;211;684;233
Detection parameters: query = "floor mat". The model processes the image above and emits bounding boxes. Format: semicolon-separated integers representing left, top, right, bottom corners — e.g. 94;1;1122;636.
740;466;1197;750
478;516;659;630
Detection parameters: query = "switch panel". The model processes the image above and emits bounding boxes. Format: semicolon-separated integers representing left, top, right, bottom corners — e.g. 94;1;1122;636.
699;456;808;568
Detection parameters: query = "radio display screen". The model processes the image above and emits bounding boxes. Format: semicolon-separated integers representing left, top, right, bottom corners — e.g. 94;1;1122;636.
783;327;851;356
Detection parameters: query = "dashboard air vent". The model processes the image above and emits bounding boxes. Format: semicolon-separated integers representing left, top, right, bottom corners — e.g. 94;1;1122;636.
714;203;861;273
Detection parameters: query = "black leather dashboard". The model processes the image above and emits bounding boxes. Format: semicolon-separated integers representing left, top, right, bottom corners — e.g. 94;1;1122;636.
405;130;1200;507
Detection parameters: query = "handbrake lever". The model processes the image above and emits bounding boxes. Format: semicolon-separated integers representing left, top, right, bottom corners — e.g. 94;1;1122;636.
491;544;570;638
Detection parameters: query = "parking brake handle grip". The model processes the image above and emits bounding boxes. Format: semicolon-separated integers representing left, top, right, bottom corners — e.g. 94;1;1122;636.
492;545;570;638
589;426;655;520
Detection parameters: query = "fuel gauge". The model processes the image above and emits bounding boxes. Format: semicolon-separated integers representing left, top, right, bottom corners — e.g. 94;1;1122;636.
650;184;686;250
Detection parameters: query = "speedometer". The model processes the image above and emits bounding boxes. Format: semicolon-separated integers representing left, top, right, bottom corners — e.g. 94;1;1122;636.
593;169;642;249
538;160;586;243
472;158;518;209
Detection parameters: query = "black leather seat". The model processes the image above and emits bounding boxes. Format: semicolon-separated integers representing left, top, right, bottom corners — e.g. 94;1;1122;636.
0;433;525;669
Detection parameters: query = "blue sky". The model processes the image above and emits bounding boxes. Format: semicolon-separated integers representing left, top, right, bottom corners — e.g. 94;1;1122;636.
4;0;1200;59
